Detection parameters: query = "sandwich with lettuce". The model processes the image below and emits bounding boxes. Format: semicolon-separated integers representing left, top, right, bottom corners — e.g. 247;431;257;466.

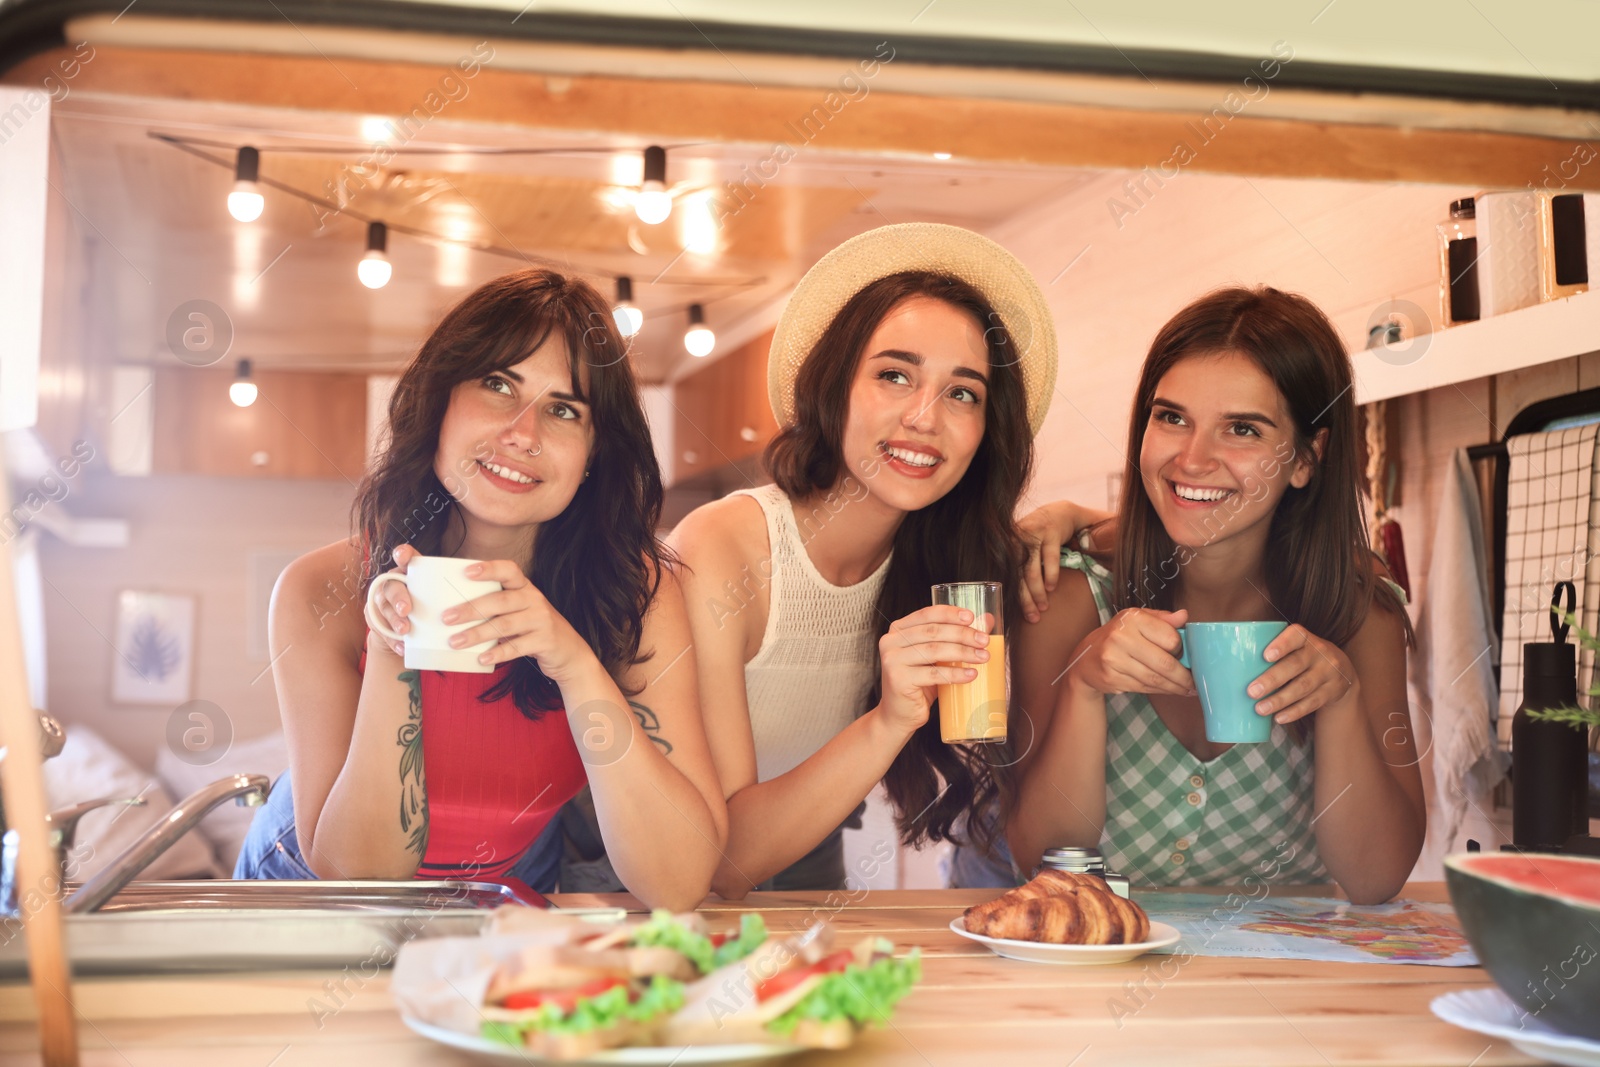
477;911;918;1057
663;923;922;1051
479;910;771;1057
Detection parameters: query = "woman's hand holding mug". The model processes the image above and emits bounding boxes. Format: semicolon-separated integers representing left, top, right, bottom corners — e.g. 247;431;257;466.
366;544;421;658
364;548;503;673
1068;607;1192;697
363;549;593;681
437;559;595;684
1247;624;1358;724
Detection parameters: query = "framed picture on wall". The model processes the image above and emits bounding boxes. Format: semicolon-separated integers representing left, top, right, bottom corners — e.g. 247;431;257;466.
111;590;196;705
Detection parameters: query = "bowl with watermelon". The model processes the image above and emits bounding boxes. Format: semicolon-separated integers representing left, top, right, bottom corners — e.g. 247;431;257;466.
1443;850;1600;1041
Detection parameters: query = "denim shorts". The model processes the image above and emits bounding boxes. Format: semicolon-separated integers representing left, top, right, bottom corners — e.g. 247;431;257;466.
945;806;1022;889
233;770;564;892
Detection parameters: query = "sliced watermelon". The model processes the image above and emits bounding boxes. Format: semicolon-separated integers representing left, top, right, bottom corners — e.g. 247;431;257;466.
1444;851;1600;1041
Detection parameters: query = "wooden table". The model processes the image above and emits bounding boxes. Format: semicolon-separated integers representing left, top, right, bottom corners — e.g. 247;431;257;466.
0;885;1535;1066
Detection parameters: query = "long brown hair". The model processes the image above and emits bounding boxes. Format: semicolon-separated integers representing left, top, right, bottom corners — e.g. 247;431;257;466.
765;271;1034;850
1113;286;1409;646
354;268;666;716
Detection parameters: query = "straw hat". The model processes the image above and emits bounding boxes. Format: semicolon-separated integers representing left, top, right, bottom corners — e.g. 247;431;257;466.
767;223;1058;435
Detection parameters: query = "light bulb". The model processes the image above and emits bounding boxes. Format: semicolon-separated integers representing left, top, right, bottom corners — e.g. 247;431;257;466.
613;305;643;337
230;359;257;407
613;276;642;337
635;145;671;224
228;146;264;222
635;185;671;226
228;182;264;222
684;303;714;357
358;251;392;289
358;221;391;289
685;326;715;357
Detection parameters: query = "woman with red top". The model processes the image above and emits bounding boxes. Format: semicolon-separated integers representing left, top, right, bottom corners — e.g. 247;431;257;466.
236;269;727;910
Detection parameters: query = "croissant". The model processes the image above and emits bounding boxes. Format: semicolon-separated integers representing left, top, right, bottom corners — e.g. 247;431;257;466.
962;872;1151;946
972;896;1083;943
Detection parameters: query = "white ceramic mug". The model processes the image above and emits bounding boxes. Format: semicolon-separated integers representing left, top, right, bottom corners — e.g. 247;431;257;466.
363;556;503;673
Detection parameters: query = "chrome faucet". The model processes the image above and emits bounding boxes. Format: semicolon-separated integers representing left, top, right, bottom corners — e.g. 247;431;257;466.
64;773;270;914
1;796;148;914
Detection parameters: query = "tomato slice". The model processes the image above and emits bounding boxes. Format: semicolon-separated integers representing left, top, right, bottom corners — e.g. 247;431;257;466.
709;932;731;948
500;976;627;1014
754;951;854;1003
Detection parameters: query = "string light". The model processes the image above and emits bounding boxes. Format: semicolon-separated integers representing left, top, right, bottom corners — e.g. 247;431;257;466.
635;145;671;225
173;140;763;332
358;221;392;289
684;304;715;357
229;359;258;407
227;146;264;222
613;276;643;337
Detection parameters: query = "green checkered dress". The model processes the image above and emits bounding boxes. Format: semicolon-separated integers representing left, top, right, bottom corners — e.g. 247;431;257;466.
1061;549;1330;887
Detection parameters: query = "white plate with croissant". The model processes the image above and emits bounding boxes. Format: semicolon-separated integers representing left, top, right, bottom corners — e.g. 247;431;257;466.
951;869;1180;965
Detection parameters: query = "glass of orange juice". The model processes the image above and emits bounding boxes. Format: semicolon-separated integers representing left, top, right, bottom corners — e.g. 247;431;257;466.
931;581;1006;745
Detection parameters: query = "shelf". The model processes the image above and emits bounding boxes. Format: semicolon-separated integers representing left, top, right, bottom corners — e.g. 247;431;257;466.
1353;286;1600;404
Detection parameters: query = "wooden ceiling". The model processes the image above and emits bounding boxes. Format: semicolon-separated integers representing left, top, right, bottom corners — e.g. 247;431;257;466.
42;90;1090;384
14;30;1595;386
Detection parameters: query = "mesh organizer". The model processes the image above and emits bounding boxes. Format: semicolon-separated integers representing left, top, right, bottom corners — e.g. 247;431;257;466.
1496;423;1600;747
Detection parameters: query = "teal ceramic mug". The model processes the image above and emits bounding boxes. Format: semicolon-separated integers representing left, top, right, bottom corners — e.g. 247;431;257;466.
1177;621;1289;743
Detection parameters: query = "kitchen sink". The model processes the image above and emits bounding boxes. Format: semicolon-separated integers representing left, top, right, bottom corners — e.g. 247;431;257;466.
0;879;589;975
87;879;542;913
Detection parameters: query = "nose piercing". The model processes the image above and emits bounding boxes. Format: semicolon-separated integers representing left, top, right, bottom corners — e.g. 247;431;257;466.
526;444;541;457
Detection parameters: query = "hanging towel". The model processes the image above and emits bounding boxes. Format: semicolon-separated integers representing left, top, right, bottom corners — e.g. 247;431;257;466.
1422;448;1505;857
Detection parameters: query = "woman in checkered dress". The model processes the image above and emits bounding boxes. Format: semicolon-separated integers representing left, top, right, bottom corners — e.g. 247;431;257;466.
1007;287;1423;905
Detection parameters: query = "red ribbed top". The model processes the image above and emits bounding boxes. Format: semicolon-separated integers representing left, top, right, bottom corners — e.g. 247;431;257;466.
360;648;586;878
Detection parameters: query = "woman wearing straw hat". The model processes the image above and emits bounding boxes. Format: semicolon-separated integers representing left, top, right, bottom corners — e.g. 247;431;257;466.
668;223;1079;896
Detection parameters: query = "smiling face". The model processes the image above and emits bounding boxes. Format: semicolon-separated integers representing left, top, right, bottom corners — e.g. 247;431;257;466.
434;336;594;534
838;294;992;514
1139;350;1320;554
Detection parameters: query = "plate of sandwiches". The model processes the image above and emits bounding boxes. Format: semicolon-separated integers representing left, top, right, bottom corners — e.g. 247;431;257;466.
392;908;922;1063
951;869;1180;965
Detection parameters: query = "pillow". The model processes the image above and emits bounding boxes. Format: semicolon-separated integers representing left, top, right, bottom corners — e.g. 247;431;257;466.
41;724;223;881
155;729;289;872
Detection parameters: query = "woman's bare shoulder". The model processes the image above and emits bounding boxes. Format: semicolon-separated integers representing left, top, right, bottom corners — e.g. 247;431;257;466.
271;539;368;645
1020;567;1102;649
667;492;769;574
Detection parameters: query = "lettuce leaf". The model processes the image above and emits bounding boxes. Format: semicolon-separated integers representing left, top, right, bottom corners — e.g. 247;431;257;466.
480;974;685;1045
712;913;769;968
766;950;921;1038
627;910;770;974
628;910;717;973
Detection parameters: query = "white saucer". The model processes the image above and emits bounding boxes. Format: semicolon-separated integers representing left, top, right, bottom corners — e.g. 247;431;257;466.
401;1015;804;1065
1432;988;1600;1067
949;916;1181;965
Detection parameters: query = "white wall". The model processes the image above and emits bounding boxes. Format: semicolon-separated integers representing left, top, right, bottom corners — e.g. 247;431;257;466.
39;472;352;768
987;168;1466;512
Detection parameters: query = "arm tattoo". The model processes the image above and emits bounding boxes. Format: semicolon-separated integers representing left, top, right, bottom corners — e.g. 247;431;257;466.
397;670;429;858
627;700;674;755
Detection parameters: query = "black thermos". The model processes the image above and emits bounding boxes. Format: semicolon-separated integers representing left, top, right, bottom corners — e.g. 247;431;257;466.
1511;582;1589;851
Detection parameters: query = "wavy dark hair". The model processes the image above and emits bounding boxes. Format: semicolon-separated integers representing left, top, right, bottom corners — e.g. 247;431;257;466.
353;268;665;717
1113;285;1411;647
764;271;1034;852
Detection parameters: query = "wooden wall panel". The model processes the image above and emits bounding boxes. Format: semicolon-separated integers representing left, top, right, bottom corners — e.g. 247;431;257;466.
671;328;777;482
151;368;367;481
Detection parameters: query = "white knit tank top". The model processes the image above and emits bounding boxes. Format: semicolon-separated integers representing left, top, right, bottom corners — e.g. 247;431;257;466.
732;483;891;783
